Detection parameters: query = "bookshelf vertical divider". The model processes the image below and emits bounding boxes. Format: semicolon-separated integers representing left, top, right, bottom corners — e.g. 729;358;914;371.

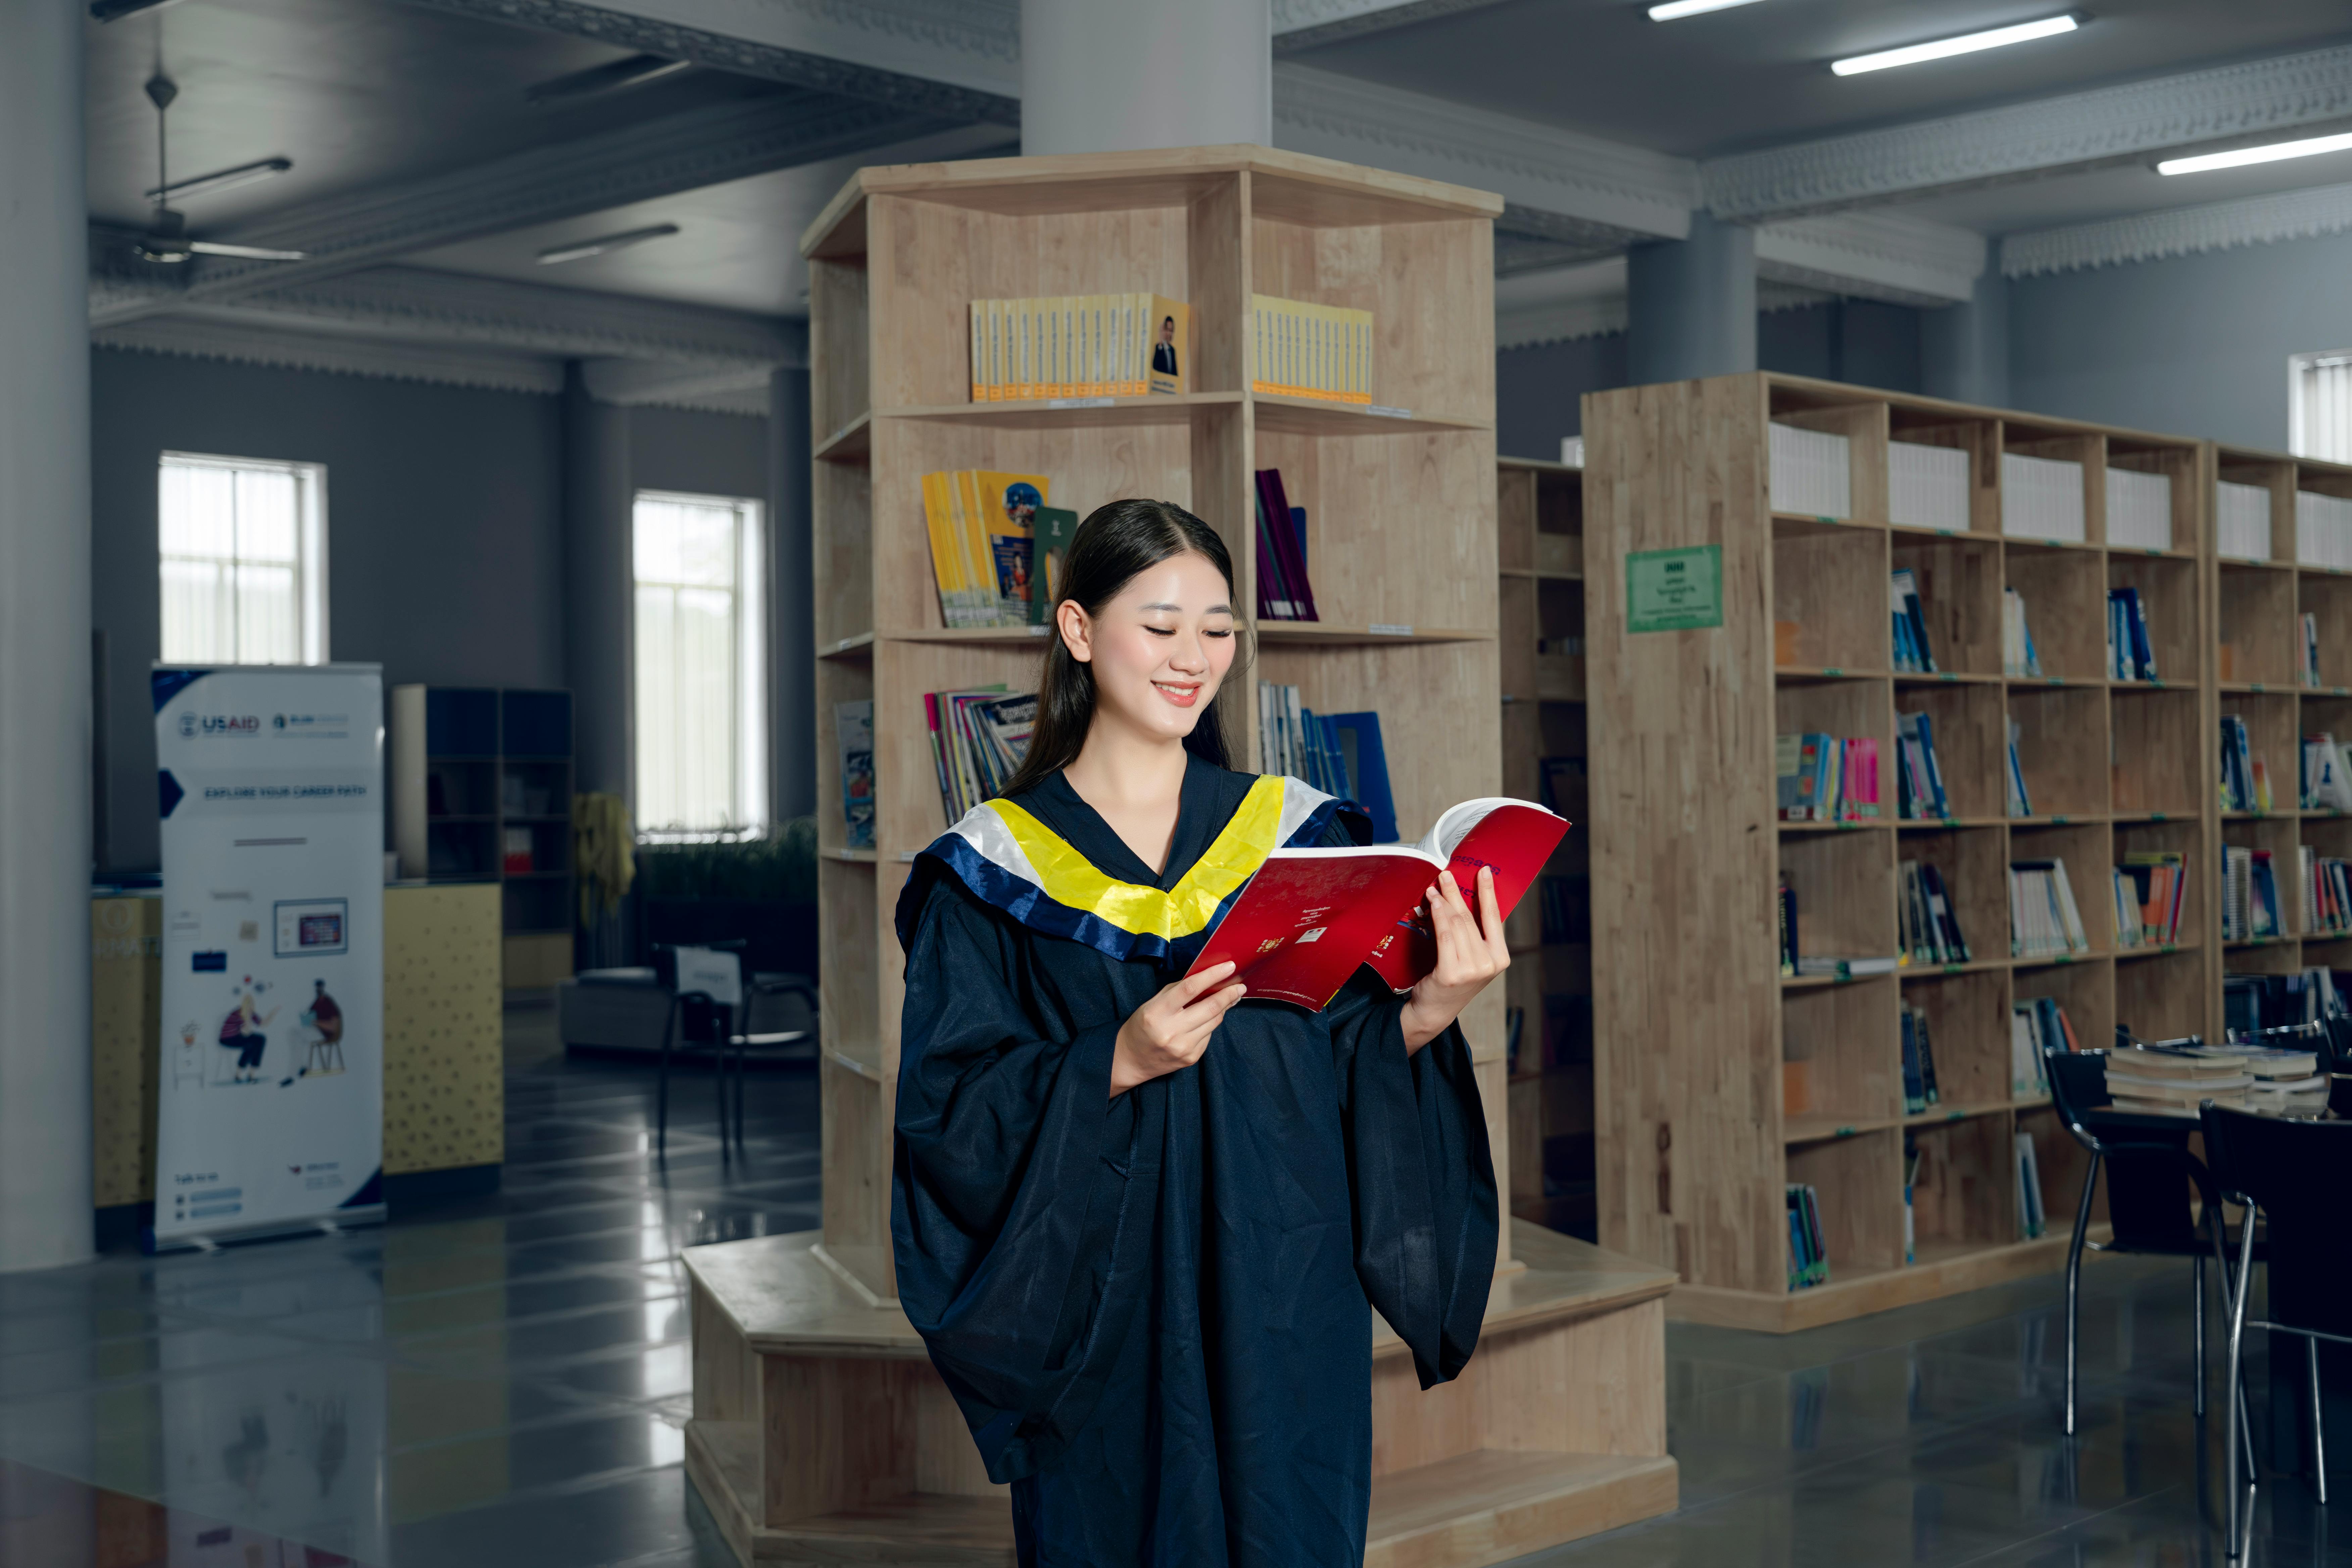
1584;373;2215;1333
677;146;1678;1568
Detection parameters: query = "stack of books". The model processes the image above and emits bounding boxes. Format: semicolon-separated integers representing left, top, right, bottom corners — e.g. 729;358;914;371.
2016;1132;2047;1239
2105;467;2173;550
967;294;1188;400
2001;452;2086;540
1786;1184;1830;1291
2217;479;2272;561
1899;860;1970;965
2222;846;2283;941
2241;1043;2331;1115
1768;424;1851;518
920;469;1053;628
924;686;1034;822
1774;733;1880;821
2115;852;2189;946
1889;440;1968;530
1253;468;1318;621
2010;860;2091;958
1249;295;1372;405
2302;731;2352;810
2103;1044;2252;1116
2010;997;2077;1091
2301;845;2352;937
2106;587;2158;681
2296;488;2352;569
1895;712;1950;820
2002;588;2043;677
1890;570;1937;673
1899;1002;1942;1113
2219;715;2271;813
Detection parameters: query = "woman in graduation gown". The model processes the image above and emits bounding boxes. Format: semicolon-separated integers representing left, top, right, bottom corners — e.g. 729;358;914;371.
893;498;1506;1567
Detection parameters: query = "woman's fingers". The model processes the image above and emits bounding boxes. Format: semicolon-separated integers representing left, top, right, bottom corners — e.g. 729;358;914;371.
1476;867;1510;963
1175;962;1238;1004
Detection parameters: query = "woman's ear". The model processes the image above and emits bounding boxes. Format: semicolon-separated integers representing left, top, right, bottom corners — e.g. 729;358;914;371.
1057;599;1093;664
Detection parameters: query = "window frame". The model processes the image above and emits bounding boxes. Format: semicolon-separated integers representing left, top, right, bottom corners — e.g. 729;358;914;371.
2290;349;2352;464
157;450;330;666
630;488;770;842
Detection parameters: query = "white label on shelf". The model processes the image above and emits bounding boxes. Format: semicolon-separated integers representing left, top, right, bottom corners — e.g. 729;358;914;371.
1049;397;1117;409
897;851;918;863
1367;404;1413;420
1027;624;1050;636
1369;623;1414;636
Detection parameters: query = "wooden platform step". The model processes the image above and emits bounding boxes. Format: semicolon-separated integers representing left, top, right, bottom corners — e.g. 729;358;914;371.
690;1418;1673;1568
1665;1226;2105;1333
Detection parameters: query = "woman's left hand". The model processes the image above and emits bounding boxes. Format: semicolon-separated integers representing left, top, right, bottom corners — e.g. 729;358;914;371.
1400;866;1511;1053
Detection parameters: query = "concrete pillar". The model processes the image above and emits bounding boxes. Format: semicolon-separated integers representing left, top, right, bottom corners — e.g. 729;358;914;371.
0;0;94;1272
1922;268;2010;408
768;366;815;822
1020;0;1271;155
561;365;634;803
1626;211;1756;386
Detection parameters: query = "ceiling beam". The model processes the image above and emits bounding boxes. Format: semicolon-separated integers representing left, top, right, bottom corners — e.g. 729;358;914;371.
1704;41;2352;221
93;316;568;396
93;92;940;328
2003;176;2352;279
1272;0;1517;53
1753;211;1984;308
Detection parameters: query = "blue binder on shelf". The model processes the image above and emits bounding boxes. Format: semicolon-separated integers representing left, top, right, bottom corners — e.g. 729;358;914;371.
1326;711;1397;843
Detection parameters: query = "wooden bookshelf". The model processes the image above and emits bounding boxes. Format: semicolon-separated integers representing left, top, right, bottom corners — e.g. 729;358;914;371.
2211;444;2352;991
679;145;1676;1566
1498;455;1593;1235
1583;374;2212;1332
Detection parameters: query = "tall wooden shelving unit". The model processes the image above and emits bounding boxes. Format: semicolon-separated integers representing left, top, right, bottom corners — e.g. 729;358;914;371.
677;145;1680;1568
1583;373;2215;1333
1498;455;1594;1234
2211;444;2352;990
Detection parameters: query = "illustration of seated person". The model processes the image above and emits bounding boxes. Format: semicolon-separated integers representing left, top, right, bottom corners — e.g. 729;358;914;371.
217;982;278;1084
302;980;345;1075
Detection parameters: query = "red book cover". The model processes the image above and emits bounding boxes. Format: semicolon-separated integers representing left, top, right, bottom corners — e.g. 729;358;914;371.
1185;798;1570;1009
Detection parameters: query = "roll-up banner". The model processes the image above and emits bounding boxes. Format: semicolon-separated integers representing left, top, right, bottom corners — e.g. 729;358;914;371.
153;665;385;1251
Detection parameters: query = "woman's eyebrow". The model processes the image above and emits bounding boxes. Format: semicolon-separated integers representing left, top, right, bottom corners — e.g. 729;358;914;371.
1138;600;1231;613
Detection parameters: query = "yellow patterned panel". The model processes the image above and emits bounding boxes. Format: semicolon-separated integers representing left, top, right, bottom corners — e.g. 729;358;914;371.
384;884;505;1175
91;897;163;1207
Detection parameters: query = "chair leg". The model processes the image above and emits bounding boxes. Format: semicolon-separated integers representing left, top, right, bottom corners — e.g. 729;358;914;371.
2195;1252;2207;1419
2065;1154;2097;1436
656;998;678;1157
2226;1211;2260;1560
2312;1336;2331;1506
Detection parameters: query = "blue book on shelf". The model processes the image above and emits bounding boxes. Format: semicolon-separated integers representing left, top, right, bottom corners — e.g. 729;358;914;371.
1327;711;1398;842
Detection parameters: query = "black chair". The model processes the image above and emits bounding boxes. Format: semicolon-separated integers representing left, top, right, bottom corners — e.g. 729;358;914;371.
2203;1103;2352;1558
725;973;818;1149
653;942;744;1157
2044;1044;2250;1437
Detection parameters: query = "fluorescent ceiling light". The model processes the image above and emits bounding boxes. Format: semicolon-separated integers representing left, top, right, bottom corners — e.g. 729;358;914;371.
1831;13;2078;76
89;0;188;20
527;54;691;107
144;157;293;205
1648;0;1768;19
2159;130;2352;176
536;223;681;265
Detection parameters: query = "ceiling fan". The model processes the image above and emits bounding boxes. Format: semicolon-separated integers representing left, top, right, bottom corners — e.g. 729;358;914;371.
133;73;307;265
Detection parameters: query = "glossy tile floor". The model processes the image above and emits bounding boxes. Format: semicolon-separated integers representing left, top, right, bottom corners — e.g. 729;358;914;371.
0;996;2335;1566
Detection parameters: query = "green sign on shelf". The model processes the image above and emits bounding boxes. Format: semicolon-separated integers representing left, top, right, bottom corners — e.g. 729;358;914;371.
1626;545;1724;633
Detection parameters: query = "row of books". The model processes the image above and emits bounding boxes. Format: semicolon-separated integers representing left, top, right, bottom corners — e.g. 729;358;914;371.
2105;587;2159;682
1254;686;1400;840
2011;996;2077;1092
2222;845;2285;941
2011;860;2091;958
1899;1002;1942;1113
1774;733;1881;821
2302;846;2352;937
2002;588;2043;678
925;685;1035;824
2117;852;2190;947
1895;712;1950;820
1768;423;1850;519
919;468;1060;628
1786;1184;1830;1292
1890;569;1937;673
2003;453;2085;542
1898;860;1970;965
2225;965;2343;1035
2217;479;2272;562
965;293;1189;401
1253;468;1319;621
2300;731;2352;809
2219;715;2275;814
2296;488;2352;570
1250;294;1376;405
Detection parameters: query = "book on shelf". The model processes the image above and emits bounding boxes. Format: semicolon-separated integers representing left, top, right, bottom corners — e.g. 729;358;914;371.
2300;845;2352;937
1029;507;1080;625
967;293;1188;401
1899;860;1970;965
1795;955;1899;978
2010;997;2076;1093
2223;966;2345;1036
2303;613;2322;689
501;825;533;876
1902;1140;1923;1265
2001;452;2086;541
1768;424;1850;519
925;686;1032;824
2296;488;2352;570
2001;588;2042;678
1895;712;1950;820
2009;860;2091;958
1890;440;1968;531
1786;1184;1829;1291
1254;468;1319;621
1775;732;1878;821
1257;682;1360;803
921;469;1051;628
2106;587;2158;682
1890;570;1937;673
1778;875;1798;977
2105;466;2173;551
2219;715;2268;812
835;700;876;850
2015;1132;2047;1240
2116;852;2188;946
1249;294;1372;405
2301;732;2352;810
2217;479;2273;561
1899;1002;1941;1113
2004;720;2032;818
1325;712;1397;843
1184;798;1569;1008
2221;846;2283;941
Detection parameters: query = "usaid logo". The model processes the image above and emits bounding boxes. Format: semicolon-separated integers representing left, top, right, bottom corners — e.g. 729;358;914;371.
179;714;261;737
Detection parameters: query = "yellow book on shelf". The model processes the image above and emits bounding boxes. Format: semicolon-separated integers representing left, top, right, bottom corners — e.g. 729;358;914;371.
1046;297;1065;399
951;470;994;626
968;301;985;403
1089;293;1110;397
986;298;1006;401
920;471;974;627
973;470;1049;625
1146;293;1188;395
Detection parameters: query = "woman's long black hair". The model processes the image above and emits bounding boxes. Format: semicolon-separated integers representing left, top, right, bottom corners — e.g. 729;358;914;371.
1000;498;1244;799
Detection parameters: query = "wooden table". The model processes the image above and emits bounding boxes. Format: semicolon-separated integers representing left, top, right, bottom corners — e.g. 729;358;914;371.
682;1223;1677;1566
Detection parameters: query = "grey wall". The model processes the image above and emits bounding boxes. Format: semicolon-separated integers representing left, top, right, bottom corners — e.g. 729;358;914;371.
2009;231;2352;450
1497;334;1626;459
630;404;767;500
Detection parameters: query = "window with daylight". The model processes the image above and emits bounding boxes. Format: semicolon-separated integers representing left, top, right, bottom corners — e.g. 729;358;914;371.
158;452;329;665
633;490;768;839
2293;350;2352;463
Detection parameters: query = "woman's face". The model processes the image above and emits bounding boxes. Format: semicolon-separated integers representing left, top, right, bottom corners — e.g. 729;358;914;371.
1059;550;1236;747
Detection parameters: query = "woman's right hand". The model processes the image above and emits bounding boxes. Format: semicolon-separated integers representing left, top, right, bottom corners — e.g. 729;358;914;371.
1110;962;1246;1097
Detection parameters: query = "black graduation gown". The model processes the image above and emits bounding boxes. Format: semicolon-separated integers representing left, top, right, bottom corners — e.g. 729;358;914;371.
891;757;1498;1567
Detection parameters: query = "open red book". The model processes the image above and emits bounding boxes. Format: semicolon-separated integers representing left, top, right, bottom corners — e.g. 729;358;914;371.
1185;798;1570;1009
